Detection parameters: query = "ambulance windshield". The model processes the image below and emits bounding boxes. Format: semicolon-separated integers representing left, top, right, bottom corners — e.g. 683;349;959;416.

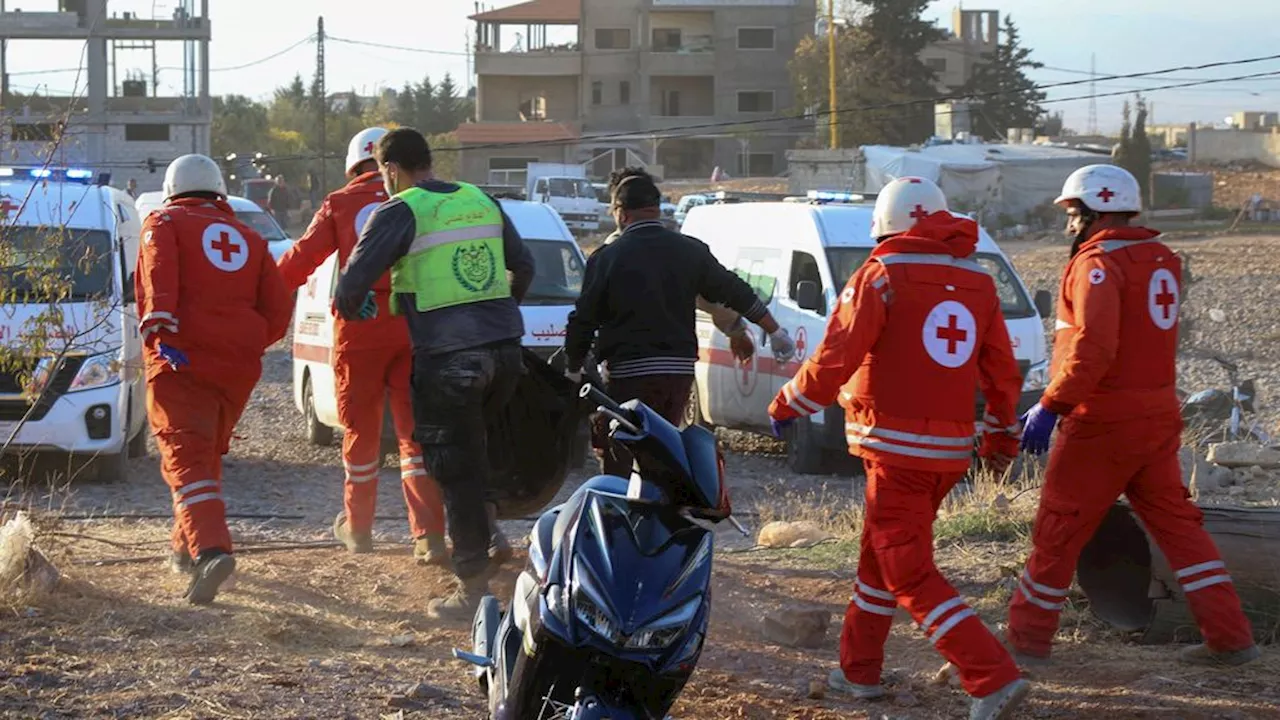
825;248;1035;319
0;226;115;301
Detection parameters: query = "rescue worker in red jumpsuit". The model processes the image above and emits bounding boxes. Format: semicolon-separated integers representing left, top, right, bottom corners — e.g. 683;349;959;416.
278;127;453;564
138;154;292;604
768;177;1031;720
1008;164;1259;667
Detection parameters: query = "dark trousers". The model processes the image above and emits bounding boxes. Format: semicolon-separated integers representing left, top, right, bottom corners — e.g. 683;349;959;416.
592;373;693;477
410;341;524;580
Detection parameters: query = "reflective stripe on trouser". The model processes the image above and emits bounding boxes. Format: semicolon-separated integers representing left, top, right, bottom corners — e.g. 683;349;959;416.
840;459;1020;698
147;371;252;559
1008;415;1255;656
335;346;445;536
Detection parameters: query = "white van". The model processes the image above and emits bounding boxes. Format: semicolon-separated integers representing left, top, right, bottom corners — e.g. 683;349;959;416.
291;198;589;455
0;167;148;481
135;192;294;262
681;191;1053;474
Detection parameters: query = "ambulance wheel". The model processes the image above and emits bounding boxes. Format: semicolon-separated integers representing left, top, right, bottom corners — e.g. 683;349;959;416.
304;374;334;447
682;383;707;429
785;418;827;475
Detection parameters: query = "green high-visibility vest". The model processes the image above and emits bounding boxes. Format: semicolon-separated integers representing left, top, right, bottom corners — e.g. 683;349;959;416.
390;183;510;313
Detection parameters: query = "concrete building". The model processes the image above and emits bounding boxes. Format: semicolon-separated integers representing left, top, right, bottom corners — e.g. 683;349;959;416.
1231;111;1280;131
461;0;815;182
0;0;211;193
920;8;1000;93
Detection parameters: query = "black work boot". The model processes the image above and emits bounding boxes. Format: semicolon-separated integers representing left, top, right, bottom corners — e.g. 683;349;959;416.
486;502;513;565
1179;643;1261;667
185;550;236;606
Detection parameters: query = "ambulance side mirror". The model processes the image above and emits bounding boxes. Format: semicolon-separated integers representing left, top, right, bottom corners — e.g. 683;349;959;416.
795;280;823;313
1033;290;1052;319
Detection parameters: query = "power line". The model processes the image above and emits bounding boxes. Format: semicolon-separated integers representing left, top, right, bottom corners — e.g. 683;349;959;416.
86;63;1280;169
158;33;315;73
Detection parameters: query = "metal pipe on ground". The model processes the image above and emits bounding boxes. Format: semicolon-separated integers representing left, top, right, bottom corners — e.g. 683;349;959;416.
1078;502;1280;644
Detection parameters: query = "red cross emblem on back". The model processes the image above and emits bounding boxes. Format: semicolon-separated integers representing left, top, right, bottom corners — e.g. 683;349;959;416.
1097;187;1115;203
211;231;242;263
936;314;968;354
1155;277;1176;319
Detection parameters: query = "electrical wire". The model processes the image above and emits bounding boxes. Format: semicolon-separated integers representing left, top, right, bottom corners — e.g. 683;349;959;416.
157;33;316;73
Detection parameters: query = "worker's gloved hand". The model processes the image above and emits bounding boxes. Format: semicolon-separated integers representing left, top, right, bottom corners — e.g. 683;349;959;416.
769;416;795;439
1019;404;1059;455
157;343;189;371
981;452;1016;476
769;328;797;363
356;291;379;321
728;331;756;365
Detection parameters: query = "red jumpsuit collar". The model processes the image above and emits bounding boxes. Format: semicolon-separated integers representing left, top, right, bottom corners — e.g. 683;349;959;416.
349;170;382;187
166;196;235;214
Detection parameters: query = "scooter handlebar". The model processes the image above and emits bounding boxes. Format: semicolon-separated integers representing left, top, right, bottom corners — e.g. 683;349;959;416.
578;383;643;436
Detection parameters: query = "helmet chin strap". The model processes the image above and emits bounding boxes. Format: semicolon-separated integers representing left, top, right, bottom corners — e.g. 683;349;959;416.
1069;207;1099;257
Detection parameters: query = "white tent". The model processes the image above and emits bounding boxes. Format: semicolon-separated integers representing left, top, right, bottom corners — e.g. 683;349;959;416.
862;143;1108;220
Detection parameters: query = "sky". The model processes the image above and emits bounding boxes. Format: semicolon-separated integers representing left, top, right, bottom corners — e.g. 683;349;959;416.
3;0;1279;134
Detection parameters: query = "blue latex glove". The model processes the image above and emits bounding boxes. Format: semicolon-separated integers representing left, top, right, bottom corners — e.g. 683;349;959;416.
770;417;795;439
157;342;189;371
1019;404;1059;455
357;291;378;320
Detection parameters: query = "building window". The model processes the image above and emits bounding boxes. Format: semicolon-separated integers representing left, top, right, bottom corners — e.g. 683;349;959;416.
125;124;171;142
591;81;603;106
652;28;682;52
737;152;777;179
519;94;547;121
737;91;774;113
10;123;58;142
926;57;948;73
737;28;775;50
488;157;540;186
620;81;631;105
594;28;631;50
660;90;682;117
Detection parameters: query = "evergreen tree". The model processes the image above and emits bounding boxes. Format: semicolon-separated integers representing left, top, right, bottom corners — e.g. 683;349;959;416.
1114;100;1132;166
962;16;1046;141
434;73;461;134
414;76;436;134
276;74;307;106
790;0;943;146
345;88;364;119
1127;96;1153;205
394;83;417;128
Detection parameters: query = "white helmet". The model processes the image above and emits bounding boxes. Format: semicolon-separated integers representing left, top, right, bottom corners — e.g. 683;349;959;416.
1055;163;1141;213
346;127;388;175
163;154;226;199
871;176;948;239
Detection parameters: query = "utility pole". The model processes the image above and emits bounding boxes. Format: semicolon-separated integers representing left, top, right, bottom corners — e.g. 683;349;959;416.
1086;52;1098;137
317;16;327;192
827;0;838;149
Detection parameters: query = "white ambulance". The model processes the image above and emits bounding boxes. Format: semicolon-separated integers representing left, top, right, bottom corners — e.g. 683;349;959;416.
0;167;149;482
291;198;588;455
682;191;1053;474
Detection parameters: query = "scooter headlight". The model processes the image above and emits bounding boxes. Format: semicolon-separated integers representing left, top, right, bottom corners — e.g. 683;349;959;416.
624;595;702;650
573;588;620;644
69;350;122;392
1022;360;1049;392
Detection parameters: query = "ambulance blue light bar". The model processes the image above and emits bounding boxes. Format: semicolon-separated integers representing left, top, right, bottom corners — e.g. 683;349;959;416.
806;190;870;204
0;166;106;185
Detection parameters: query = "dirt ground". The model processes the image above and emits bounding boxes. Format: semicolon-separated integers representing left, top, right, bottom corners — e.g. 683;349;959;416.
3;232;1280;718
